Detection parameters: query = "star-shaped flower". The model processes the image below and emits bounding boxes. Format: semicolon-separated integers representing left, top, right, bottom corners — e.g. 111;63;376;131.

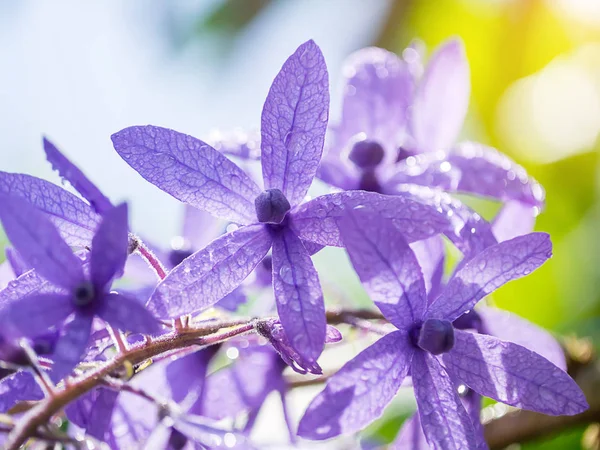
319;39;544;242
0;196;159;379
112;40;448;365
297;211;587;448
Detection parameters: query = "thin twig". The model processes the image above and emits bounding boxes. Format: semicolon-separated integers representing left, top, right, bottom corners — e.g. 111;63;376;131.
133;236;168;280
3;308;388;449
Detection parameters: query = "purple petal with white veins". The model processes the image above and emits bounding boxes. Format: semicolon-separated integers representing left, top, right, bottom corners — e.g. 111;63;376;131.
290;190;449;247
478;306;566;370
91;203;129;289
384;184;497;257
0;269;61;324
338;211;426;330
149;224;272;319
166;348;217;408
334;47;413;158
411;236;445;303
0;371;44;413
409;39;470;153
386;142;545;210
182;205;226;251
298;330;413;440
51;314;93;382
43;137;113;214
272;227;325;365
0;172;100;246
493;201;537;242
4;293;72;337
112;126;261;225
0;194;84;289
444;330;588;415
427;233;552;322
99;293;159;335
390;414;429;450
174;414;254;449
411;351;480;450
261;40;329;206
66;387;118;440
333;47;413;160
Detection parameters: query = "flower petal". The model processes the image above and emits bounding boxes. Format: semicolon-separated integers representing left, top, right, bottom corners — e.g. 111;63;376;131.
5;248;28;278
410;236;445;304
4;293;72;337
91;203;129;289
338;211;426;330
444;331;588;415
201;347;284;420
478;306;566;370
43;137;113;214
111;126;261;225
272;228;325;365
0;371;44;413
290;191;449;247
390;414;429;450
298;330;413;440
411;351;480;450
149;224;272;319
493;201;537;242
182;205;226;251
427;233;552;322
98;293;159;335
261;40;329;206
0;172;100;246
0;194;84;289
387;142;545;211
385;184;497;257
333;47;413;160
66;388;118;441
409;39;470;153
51;314;93;381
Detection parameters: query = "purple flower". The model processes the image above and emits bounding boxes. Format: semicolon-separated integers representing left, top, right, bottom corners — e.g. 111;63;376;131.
112;40;448;365
297;212;587;447
43;137;113;215
0;196;159;379
319;39;544;242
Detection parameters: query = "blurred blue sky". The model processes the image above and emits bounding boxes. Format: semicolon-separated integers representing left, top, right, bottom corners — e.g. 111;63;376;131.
0;0;391;240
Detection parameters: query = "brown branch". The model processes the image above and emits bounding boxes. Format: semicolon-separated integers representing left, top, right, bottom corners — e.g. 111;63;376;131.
3;308;387;449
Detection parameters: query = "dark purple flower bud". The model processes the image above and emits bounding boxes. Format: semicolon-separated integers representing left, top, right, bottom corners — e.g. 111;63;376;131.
348;140;385;168
73;281;96;307
254;189;291;224
416;319;455;355
256;318;323;375
31;330;60;356
452;309;483;333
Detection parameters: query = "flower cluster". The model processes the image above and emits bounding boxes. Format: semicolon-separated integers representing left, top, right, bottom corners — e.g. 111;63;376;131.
0;38;587;449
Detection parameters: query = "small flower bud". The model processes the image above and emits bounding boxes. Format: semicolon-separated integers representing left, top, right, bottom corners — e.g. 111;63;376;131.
417;319;455;355
254;189;291;224
349;140;385;168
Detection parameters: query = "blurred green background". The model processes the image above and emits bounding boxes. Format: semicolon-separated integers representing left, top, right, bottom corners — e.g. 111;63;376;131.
1;0;598;448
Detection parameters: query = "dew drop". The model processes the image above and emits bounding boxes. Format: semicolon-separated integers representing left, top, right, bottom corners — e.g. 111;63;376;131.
316;425;331;435
226;347;239;360
224;433;237;448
